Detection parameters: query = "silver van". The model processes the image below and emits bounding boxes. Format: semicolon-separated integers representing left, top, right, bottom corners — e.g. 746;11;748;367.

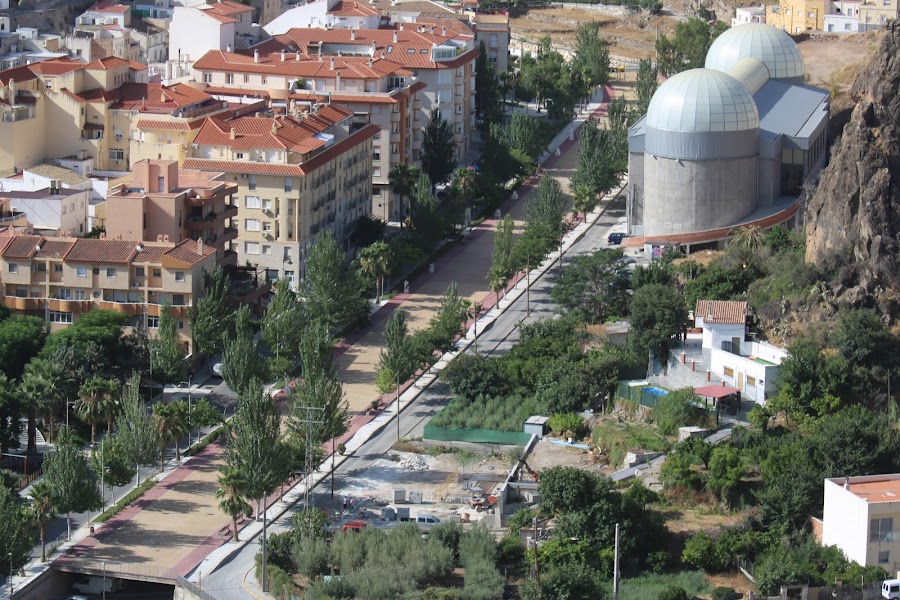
415;514;440;530
882;579;900;599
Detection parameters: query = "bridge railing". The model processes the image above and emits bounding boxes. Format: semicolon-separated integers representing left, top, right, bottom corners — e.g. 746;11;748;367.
53;558;176;583
177;576;219;600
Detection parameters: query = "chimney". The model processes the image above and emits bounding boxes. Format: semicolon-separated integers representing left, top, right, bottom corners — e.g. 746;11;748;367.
281;49;286;61
160;92;166;103
254;49;260;63
296;51;300;61
442;26;446;35
229;127;236;140
8;78;15;103
197;238;203;255
392;31;397;42
399;23;404;30
330;56;335;70
368;57;373;67
844;477;850;490
272;119;278;134
226;43;232;52
350;28;355;40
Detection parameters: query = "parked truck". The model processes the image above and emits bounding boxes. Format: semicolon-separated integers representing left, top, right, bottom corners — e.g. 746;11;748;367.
72;575;125;594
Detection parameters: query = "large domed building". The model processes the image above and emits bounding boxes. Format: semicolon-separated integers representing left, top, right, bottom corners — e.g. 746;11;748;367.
626;24;829;249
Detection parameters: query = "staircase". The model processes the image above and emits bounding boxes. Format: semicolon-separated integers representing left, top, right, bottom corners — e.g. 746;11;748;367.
16;420;46;451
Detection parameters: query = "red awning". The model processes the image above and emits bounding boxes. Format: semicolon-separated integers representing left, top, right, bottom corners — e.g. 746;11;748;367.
694;385;740;399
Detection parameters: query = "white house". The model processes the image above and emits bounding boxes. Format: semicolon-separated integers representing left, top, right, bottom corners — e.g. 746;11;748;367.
168;0;254;63
77;1;132;27
732;6;766;25
825;1;865;31
264;0;380;35
696;300;786;404
4;186;91;236
822;474;900;575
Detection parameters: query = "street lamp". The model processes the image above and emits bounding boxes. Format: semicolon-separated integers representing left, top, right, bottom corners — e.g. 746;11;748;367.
65;398;77;430
8;552;13;595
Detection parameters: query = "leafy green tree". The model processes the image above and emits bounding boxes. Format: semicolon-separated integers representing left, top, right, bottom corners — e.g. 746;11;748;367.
0;489;32;578
756;437;822;528
630;284;689;359
289;368;348;462
572;23;610;94
410;171;446;251
676;435;713;468
44;427;102;540
151;302;186;385
521;562;608;600
29;479;56;562
190;265;234;358
262;278;304;375
90;432;136;506
0;314;46;379
422;108;456;185
547;413;585;439
830;308;896;369
572;182;597;220
682;531;727;572
357;241;394;302
707;445;745;506
388;163;419;223
490;113;552;160
776;338;848;412
631;261;673;288
551;249;631;323
529;175;566;233
661;450;705;490
656;18;729;77
153;400;190;464
488;214;515;303
216;466;252;542
190;397;224;430
376;309;416;394
539;466;604;514
116;373;159;488
653;388;707;436
519;38;576;120
571;118;624;200
659;586;690;600
222;306;268;396
635;58;657;116
76;376;118;444
474;40;501;124
299;319;336;381
300;230;369;329
0;373;21;454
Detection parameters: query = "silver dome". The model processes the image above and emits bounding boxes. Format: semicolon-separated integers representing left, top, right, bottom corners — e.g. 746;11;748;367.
645;68;759;133
705;23;805;80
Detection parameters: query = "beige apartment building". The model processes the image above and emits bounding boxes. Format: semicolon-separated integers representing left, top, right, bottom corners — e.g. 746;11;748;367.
192;48;426;221
105;159;239;266
0;233;216;352
182;106;375;286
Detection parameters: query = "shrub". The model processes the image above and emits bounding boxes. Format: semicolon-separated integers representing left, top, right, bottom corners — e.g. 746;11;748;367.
292;536;330;578
653;388;709;436
712;587;738;600
265;531;295;573
547;413;586;439
682;531;727;572
646;550;669;574
658;586;689;600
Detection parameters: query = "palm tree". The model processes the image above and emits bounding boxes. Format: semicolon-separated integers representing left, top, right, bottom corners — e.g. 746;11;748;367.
29;479;56;562
76;376;117;444
729;224;765;254
153;400;190;464
357;241;394;303
388;163;419;225
572;182;597;220
216;466;252;542
20;361;59;454
450;167;478;208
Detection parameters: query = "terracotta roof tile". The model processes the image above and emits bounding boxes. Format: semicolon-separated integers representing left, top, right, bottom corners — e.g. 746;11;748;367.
84;56;147;71
1;235;43;259
163;238;216;265
193;105;350;152
695;300;748;325
34;239;76;259
64;238;138;263
136;119;204;131
132;244;168;263
328;0;380;16
111;82;213;112
194;50;409;80
0;64;38;86
29;58;86;77
85;1;130;13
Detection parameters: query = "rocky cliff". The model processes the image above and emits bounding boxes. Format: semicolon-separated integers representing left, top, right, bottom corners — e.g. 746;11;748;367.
805;23;900;296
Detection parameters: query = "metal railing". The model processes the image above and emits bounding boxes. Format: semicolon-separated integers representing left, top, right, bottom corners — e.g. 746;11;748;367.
177;576;219;600
53;559;176;583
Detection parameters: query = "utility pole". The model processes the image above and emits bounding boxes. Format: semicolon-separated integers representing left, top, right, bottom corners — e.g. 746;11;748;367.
533;516;540;596
613;522;620;600
396;369;402;443
296;406;324;516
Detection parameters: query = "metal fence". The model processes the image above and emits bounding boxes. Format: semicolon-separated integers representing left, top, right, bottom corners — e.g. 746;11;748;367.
53;558;176;583
177;576;219;600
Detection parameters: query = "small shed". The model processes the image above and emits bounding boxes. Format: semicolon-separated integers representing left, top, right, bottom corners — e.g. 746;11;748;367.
523;416;549;439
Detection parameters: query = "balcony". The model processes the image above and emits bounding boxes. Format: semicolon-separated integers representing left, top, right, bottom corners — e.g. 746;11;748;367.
220;226;239;243
221;205;239;219
390;132;401;142
2;296;42;310
187;212;220;229
48;298;92;313
0;210;26;224
97;300;146;316
218;249;238;267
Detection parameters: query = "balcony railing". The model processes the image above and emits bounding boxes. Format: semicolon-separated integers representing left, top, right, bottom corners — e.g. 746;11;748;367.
0;210;26;223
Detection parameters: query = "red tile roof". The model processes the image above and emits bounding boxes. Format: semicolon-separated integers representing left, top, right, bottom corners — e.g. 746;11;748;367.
193;105;350;152
0;64;38;86
29;58;86;77
194;50;411;79
111;82;213;111
249;26;477;70
197;0;253;23
695;300;748;325
136;119;205;131
34;239;76;260
328;0;380;16
64;238;138;263
133;244;168;264
1;235;43;259
84;56;147;71
162;238;217;266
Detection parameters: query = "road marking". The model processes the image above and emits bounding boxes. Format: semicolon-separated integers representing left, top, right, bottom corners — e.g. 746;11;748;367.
242;565;268;600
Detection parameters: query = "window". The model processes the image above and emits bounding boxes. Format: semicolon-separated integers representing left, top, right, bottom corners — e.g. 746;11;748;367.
724;367;734;377
153;268;161;277
147;316;160;328
373;149;381;161
108;149;124;160
879;551;890;565
174;271;185;282
245;196;261;209
106;267;117;278
226;74;234;84
73;289;86;300
173;294;185;305
203;73;212;83
261;76;267;84
7;263;17;273
244;74;250;83
245;241;260;254
871;518;894;542
262;198;272;211
284;178;293;192
54;264;63;273
785;8;791;13
236;152;245;160
49;311;73;324
263;221;272;232
262;245;272;255
59;288;72;300
373;167;381;177
245;219;261;231
76;266;87;277
249;175;257;190
746;376;756;386
135;266;145;277
885;0;891;6
285;270;295;284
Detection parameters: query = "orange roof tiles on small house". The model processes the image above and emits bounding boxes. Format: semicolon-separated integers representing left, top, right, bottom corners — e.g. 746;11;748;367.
34;239;77;260
328;0;380;17
63;238;139;264
198;0;253;23
111;82;213;112
86;1;130;13
695;300;749;325
161;238;217;267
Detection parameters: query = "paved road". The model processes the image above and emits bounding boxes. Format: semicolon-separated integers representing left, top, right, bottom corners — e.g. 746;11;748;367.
200;198;626;600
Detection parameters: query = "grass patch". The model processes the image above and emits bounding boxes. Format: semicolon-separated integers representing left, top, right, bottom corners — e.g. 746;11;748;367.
618;570;711;600
96;476;157;523
430;396;542;432
591;419;670;468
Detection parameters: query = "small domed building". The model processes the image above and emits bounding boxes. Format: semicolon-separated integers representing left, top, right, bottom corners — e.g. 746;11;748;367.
626;24;830;249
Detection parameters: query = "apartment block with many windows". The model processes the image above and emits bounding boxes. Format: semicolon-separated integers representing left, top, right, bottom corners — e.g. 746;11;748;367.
0;234;217;353
182;105;375;286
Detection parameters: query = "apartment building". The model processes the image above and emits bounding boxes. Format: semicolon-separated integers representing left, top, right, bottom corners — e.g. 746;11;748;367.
192;46;426;220
0;233;216;352
168;0;256;64
182;106;375;286
105;159;239;266
3;186;92;236
0;56;150;176
822;474;900;574
471;13;510;73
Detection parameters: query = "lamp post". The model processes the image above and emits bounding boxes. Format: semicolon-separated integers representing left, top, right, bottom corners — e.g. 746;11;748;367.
65;398;76;430
8;552;13;595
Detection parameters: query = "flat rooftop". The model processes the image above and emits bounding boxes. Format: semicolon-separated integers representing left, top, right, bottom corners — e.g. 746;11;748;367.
830;474;900;503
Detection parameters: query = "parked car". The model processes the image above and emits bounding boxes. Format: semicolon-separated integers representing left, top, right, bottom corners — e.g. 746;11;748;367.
882;579;900;599
607;232;626;245
341;520;367;533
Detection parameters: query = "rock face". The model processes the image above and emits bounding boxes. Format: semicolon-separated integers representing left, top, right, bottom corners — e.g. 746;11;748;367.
805;24;900;292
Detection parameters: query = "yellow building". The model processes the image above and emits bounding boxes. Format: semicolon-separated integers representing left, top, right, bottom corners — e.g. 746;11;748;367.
0;234;216;353
767;0;830;32
183;105;375;287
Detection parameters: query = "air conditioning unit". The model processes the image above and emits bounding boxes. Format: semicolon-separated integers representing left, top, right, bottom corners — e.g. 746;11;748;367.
131;281;139;288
